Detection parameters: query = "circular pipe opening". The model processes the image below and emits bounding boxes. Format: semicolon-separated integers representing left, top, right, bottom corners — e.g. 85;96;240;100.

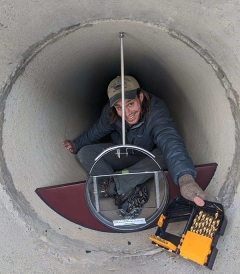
0;20;237;253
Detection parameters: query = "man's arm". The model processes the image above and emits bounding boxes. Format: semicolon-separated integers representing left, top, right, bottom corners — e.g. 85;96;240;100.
150;98;205;206
150;100;195;182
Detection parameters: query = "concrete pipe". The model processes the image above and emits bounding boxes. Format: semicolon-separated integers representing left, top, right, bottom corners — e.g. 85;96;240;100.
0;1;240;273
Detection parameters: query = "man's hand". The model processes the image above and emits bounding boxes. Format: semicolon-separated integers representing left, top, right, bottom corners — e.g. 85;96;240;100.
62;140;79;154
178;174;206;206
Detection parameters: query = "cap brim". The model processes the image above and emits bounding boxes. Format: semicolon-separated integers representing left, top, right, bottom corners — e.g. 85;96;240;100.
110;89;137;107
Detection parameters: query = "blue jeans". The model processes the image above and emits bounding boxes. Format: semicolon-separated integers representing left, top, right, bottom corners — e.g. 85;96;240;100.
77;143;166;195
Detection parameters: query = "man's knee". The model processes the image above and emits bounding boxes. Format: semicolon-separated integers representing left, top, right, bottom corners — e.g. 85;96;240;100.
77;143;111;165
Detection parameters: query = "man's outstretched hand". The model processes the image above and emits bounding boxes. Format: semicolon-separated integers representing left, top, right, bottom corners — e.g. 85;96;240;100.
178;174;206;207
62;140;79;154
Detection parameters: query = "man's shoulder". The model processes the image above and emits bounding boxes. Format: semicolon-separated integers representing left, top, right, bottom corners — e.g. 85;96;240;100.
149;93;168;110
145;93;172;124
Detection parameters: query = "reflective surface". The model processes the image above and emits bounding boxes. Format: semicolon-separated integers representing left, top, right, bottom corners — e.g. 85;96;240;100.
85;146;169;232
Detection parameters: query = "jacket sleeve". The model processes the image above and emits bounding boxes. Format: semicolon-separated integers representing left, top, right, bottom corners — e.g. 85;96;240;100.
73;104;113;149
150;100;196;185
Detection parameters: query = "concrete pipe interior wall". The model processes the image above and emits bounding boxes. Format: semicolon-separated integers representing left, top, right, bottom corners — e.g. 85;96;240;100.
1;18;236;247
1;2;240;271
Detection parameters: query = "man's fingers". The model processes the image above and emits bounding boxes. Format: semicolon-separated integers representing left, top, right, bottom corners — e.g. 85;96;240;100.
62;139;79;154
66;145;73;151
193;196;205;207
62;140;68;146
63;140;70;145
63;140;72;149
179;174;207;205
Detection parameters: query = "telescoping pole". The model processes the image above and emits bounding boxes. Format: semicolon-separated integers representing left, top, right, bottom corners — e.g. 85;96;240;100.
119;32;125;145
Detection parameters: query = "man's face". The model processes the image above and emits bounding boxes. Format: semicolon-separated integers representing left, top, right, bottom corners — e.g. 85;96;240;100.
113;93;143;125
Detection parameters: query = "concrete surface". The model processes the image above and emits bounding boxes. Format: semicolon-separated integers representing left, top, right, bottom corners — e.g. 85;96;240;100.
0;1;239;273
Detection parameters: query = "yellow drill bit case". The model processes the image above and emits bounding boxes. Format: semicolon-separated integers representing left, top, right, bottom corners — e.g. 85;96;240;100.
149;196;227;269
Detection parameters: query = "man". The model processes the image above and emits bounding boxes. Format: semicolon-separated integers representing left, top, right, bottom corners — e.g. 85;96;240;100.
63;76;206;212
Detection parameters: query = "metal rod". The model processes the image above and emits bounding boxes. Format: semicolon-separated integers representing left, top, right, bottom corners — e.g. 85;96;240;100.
154;172;160;208
119;32;125;145
93;176;100;212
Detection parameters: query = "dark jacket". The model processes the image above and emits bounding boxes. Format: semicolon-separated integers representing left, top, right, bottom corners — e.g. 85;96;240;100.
73;94;196;185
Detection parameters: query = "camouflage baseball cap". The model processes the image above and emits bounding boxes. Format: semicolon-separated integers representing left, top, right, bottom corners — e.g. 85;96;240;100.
107;75;140;106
